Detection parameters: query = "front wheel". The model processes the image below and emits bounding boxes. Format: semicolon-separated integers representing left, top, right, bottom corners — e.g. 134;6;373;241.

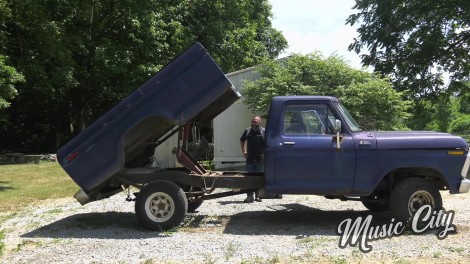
389;178;442;222
135;181;188;231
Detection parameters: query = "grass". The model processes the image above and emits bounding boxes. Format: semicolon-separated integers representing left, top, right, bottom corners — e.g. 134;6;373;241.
224;241;240;261
0;162;77;212
297;236;332;249
448;246;465;254
0;230;4;256
0;162;76;256
330;256;347;264
14;239;43;252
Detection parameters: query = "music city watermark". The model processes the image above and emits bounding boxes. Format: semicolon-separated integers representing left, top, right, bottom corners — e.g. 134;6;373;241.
336;205;457;253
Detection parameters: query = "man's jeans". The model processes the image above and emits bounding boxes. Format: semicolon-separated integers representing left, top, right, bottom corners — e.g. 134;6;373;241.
246;161;264;198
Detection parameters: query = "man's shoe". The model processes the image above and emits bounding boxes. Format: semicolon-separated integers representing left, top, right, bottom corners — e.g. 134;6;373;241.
255;197;262;202
244;196;254;203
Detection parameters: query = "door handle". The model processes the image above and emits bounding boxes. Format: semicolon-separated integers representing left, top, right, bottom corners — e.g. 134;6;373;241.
283;142;296;146
359;141;372;148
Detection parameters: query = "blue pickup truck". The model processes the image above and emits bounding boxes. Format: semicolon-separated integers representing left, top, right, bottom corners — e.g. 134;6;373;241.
58;43;470;230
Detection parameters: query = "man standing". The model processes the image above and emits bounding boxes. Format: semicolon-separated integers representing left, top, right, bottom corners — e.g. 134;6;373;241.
240;115;265;203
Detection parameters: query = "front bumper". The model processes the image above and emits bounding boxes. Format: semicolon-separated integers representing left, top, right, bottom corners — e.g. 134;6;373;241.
459;179;470;193
460;153;470;193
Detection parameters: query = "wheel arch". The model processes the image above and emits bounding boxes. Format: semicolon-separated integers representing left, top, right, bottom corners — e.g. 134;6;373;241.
389;177;443;221
372;167;448;195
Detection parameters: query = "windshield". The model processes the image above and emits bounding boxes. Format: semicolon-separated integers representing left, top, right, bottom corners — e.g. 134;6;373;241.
334;102;363;133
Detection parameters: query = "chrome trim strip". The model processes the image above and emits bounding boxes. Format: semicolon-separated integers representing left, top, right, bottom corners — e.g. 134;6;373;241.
461;154;470;178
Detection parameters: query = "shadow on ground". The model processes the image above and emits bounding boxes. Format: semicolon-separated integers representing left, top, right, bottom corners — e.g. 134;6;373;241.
185;203;392;236
0;181;15;192
22;203;391;239
21;212;162;240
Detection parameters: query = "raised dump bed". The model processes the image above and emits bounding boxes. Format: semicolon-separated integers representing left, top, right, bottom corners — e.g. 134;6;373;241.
57;43;243;205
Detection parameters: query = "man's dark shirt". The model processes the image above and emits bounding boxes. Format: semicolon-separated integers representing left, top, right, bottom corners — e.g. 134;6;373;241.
240;127;265;163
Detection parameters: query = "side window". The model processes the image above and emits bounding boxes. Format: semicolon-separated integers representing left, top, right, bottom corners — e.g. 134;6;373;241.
283;104;338;135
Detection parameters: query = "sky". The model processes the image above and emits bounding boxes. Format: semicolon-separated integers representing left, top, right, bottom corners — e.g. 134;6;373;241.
269;0;363;69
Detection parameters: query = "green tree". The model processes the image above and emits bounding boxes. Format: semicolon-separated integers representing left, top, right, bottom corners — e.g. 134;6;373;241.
448;80;470;114
184;0;287;72
242;54;410;131
408;95;466;132
337;78;410;130
0;0;22;110
0;0;286;152
450;115;470;133
0;55;22;110
347;0;470;97
407;100;434;131
422;96;455;132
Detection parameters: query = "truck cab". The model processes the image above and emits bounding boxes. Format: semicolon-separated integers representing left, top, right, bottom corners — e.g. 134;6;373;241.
264;96;470;219
265;96;356;195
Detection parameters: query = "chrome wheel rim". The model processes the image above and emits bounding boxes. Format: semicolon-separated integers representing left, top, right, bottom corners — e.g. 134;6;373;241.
408;190;434;216
145;192;175;223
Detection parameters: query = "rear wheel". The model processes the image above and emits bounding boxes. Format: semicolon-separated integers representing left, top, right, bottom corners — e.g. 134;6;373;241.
389;178;442;222
135;181;188;231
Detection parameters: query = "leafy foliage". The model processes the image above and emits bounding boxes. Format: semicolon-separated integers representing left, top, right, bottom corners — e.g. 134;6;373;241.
448;80;470;114
0;55;22;109
183;0;287;72
242;54;411;130
0;0;286;152
408;95;470;133
347;0;470;97
337;78;410;130
450;115;470;133
427;97;455;132
0;0;22;110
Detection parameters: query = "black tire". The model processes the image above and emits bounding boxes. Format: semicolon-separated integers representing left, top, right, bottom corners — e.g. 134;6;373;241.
135;181;188;231
389;178;442;222
361;199;389;211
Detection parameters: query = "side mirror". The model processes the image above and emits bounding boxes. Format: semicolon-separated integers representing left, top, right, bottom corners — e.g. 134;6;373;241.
334;119;342;133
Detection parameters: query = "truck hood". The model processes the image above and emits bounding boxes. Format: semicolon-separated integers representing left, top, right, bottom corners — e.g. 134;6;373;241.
373;131;468;150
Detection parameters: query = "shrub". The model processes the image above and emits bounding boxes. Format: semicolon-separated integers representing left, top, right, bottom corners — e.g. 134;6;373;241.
450;115;470;132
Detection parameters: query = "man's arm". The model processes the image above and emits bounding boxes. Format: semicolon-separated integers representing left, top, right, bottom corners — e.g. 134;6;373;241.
240;140;247;159
240;129;248;159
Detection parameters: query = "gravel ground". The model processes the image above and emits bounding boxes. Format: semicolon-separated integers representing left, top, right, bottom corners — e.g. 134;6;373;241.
1;190;470;264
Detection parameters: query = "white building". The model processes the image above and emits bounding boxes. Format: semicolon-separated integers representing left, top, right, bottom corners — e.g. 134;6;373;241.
213;67;262;170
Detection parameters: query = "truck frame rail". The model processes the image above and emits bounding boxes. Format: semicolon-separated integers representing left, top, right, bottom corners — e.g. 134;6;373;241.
116;168;264;190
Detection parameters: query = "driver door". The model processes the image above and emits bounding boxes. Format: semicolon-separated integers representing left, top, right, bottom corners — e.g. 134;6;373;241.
274;101;356;194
